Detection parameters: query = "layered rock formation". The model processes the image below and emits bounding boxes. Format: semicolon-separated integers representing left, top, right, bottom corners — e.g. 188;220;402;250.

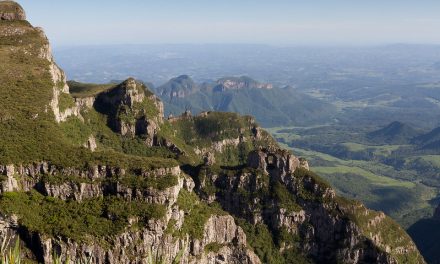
214;76;273;92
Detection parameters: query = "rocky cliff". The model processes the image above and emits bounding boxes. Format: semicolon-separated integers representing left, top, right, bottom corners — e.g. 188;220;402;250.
214;76;273;92
0;2;425;264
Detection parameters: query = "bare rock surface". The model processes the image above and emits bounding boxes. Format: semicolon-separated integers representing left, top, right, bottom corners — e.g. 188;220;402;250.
0;1;25;21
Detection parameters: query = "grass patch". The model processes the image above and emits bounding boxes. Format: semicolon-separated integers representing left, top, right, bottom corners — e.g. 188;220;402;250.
235;219;310;264
112;173;179;191
0;191;166;242
204;242;223;253
176;189;225;239
68;81;116;98
272;180;302;212
58;92;75;112
312;166;414;188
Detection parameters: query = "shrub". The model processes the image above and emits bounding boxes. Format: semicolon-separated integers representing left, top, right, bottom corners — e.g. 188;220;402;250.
0;191;166;242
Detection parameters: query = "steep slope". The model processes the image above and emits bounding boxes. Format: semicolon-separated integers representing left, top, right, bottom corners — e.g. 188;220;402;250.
412;126;440;151
157;76;336;127
156;74;199;100
367;121;420;144
0;2;425;264
408;205;440;264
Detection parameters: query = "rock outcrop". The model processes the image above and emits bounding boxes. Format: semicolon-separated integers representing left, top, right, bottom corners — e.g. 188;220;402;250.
214;76;273;92
0;1;25;21
95;78;164;144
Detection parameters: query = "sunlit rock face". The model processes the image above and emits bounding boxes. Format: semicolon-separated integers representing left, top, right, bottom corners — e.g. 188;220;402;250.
0;1;26;21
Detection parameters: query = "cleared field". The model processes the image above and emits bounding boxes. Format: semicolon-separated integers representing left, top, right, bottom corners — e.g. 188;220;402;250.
312;165;414;188
293;147;415;188
341;142;403;153
415;155;440;167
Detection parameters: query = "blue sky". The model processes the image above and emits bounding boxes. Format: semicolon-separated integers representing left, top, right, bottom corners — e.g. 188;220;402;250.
17;0;440;46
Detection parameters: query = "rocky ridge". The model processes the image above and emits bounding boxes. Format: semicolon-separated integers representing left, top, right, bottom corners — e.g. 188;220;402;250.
214;76;273;92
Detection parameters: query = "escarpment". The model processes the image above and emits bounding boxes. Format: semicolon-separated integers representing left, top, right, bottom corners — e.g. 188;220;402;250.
0;2;425;264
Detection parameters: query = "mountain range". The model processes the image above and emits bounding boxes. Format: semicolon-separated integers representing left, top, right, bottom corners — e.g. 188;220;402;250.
155;75;337;127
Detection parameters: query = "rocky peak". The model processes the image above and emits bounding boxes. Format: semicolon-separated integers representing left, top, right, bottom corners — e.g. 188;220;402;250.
0;1;25;21
247;148;304;179
157;74;198;100
94;78;164;141
105;78;145;107
214;76;273;92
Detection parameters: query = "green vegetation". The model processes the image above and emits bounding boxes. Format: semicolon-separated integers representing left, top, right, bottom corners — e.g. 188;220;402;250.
171;112;252;145
235;219;310;264
164;111;275;166
0;238;21;264
157;76;337;127
0;191;165;242
58;92;76;112
68;81;116;98
204;242;223;253
313;166;414;188
342;201;425;264
0;12;430;263
134;95;160;119
60;116;92;145
293;146;436;227
272;180;302;212
0;20;64;165
113;173;179;191
270;124;440;229
176;189;225;239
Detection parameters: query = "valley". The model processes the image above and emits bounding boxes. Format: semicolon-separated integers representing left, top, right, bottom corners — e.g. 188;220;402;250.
268;125;440;229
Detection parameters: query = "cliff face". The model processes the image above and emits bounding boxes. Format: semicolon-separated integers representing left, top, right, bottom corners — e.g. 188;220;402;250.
189;148;423;263
214;76;273;92
0;2;425;264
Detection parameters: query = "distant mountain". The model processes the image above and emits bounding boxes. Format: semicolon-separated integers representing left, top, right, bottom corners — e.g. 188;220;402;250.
412;126;440;150
367;121;420;144
213;76;273;92
156;75;199;100
156;76;336;127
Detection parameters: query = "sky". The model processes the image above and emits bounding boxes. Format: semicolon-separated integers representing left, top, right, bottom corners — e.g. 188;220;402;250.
16;0;440;47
